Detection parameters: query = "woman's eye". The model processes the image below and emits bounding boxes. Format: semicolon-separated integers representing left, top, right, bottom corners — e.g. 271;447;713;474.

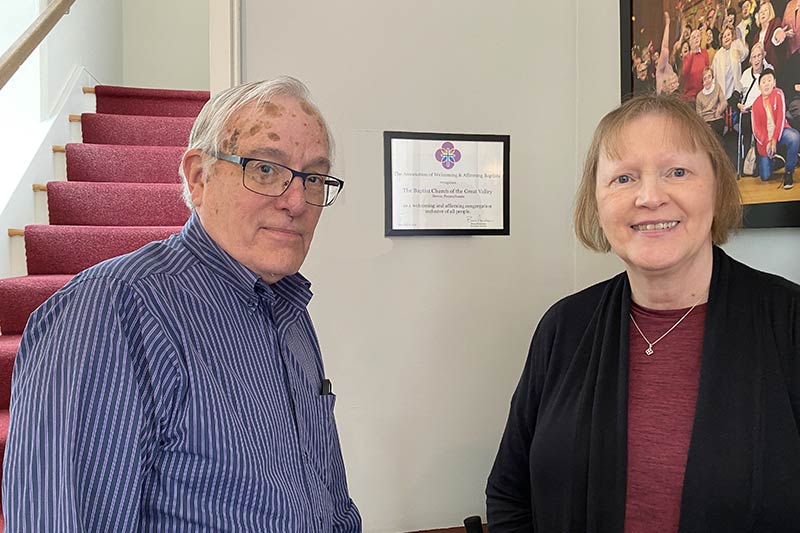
613;175;631;185
671;168;687;177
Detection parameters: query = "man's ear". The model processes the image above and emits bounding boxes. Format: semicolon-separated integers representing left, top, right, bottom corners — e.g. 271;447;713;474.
182;149;207;209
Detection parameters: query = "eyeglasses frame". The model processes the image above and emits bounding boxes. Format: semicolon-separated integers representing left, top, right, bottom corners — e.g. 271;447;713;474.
207;150;344;207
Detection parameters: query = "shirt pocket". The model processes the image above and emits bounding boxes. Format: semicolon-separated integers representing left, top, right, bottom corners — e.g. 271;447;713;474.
299;392;336;487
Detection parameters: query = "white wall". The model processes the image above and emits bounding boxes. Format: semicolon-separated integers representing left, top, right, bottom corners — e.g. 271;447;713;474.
122;0;209;90
244;1;578;531
41;0;123;114
0;0;40;125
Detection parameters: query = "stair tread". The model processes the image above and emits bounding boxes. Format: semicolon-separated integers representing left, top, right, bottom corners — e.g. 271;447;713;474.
25;224;183;232
95;85;210;101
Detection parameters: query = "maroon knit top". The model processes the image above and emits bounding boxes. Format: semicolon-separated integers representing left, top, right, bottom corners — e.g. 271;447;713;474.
624;302;707;533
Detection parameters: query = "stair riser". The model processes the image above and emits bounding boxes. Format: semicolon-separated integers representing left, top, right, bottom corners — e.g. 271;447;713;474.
0;338;17;410
97;97;207;118
66;144;185;184
47;183;190;226
0;276;74;335
24;227;182;275
81;114;193;146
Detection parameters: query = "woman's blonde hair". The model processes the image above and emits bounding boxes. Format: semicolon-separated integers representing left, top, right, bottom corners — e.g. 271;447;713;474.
756;1;776;27
574;94;742;252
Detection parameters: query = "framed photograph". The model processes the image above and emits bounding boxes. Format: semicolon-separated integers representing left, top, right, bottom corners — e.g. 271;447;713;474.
620;0;800;227
383;131;510;236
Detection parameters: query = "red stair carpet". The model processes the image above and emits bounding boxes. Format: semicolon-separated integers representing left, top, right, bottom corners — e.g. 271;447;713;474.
0;84;208;524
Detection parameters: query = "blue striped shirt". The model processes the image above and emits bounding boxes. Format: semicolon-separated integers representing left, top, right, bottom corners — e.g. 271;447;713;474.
3;213;362;532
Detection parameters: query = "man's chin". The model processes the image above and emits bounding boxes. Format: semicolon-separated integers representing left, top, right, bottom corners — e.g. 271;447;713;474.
253;257;305;284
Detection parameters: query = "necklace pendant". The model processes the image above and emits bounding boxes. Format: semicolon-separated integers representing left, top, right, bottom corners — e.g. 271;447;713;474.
645;345;654;356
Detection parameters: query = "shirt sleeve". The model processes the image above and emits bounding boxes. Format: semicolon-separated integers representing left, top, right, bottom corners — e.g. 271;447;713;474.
329;415;363;532
732;35;750;63
2;277;175;532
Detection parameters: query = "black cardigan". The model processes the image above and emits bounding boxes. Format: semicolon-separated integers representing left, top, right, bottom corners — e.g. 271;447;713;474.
486;247;800;532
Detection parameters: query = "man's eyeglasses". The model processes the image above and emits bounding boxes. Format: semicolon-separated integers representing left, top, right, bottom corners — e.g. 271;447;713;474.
208;151;344;207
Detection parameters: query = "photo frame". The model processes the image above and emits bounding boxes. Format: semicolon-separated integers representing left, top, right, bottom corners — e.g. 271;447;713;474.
383;131;510;236
620;0;800;228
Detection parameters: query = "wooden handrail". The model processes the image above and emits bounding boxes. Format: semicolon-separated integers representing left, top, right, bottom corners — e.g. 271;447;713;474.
0;0;76;91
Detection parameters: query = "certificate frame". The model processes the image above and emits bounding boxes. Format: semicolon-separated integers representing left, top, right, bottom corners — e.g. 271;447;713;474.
383;131;510;236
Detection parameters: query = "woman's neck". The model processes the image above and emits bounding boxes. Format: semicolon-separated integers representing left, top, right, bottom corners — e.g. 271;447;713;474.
627;245;713;309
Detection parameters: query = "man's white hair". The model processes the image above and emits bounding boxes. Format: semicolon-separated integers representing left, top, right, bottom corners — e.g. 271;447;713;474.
179;76;334;208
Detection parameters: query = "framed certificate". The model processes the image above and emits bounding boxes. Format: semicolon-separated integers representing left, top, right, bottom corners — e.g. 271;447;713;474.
384;131;510;236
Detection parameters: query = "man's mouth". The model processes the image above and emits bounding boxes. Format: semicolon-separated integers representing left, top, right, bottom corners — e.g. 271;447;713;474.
631;221;679;231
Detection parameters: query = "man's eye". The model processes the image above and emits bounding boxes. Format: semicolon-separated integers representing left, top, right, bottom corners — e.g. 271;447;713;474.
256;164;275;175
306;175;321;185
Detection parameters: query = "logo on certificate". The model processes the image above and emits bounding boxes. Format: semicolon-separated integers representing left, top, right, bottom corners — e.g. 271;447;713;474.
435;142;462;169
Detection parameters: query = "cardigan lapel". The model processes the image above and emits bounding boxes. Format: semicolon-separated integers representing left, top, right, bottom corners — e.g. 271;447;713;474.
679;246;761;531
570;274;631;532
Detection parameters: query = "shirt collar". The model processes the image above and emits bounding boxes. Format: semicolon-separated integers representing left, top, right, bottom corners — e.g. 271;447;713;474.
180;213;313;310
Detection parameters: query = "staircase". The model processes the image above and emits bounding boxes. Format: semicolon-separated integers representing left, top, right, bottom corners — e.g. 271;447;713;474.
0;84;209;522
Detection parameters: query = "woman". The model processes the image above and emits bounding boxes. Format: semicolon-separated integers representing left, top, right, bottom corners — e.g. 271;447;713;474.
657;11;681;96
696;66;727;136
749;1;787;71
486;94;800;532
711;24;749;100
673;20;693;68
739;42;771;112
750;68;798;189
682;29;709;101
704;26;718;64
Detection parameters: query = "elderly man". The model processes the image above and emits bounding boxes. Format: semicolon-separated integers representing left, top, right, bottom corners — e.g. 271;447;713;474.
3;77;362;532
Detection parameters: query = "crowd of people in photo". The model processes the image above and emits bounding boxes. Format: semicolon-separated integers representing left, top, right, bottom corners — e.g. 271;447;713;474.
632;0;800;190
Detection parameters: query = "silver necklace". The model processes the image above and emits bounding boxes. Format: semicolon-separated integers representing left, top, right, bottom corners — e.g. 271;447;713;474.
629;298;703;356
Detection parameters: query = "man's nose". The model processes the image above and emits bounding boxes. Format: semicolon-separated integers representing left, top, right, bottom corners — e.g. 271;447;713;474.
276;175;308;212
